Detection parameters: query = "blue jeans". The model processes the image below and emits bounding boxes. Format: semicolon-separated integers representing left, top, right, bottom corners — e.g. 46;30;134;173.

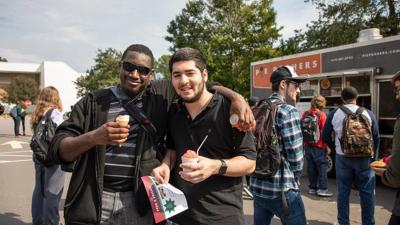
13;117;20;135
253;190;307;225
101;190;153;225
32;159;65;225
305;146;328;190
335;154;375;225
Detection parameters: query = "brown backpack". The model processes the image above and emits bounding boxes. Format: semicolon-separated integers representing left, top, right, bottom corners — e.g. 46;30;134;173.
339;105;373;157
252;99;283;178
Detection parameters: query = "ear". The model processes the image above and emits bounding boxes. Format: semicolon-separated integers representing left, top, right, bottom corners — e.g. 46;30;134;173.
148;70;154;80
279;80;286;90
117;61;123;73
202;69;208;82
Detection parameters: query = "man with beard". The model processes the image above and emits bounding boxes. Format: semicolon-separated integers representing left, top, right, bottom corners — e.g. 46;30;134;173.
49;44;255;225
250;66;307;225
151;47;256;225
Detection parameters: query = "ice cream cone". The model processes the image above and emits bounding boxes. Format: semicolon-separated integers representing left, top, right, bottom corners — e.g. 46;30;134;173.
116;115;130;147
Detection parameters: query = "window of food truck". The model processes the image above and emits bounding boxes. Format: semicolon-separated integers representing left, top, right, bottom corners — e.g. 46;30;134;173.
345;75;371;94
328;77;342;96
377;80;400;157
300;80;319;97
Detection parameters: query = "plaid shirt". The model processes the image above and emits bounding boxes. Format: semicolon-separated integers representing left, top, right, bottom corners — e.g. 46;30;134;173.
250;93;304;199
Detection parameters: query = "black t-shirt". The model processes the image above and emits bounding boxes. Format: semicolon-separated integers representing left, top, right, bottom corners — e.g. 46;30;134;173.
167;93;256;225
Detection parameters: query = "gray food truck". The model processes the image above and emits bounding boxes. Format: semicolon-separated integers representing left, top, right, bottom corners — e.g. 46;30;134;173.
250;30;400;176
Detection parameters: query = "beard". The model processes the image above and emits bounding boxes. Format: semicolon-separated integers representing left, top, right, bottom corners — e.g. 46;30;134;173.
285;89;298;106
180;82;205;103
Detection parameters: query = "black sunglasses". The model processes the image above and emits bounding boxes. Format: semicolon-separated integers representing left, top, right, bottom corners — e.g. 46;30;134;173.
121;61;151;75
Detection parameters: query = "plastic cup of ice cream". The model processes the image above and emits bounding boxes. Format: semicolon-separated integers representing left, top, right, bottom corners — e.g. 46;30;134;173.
116;115;130;147
181;150;198;172
229;114;240;128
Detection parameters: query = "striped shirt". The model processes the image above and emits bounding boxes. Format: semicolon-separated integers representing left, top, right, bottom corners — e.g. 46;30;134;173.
250;93;304;199
103;89;142;192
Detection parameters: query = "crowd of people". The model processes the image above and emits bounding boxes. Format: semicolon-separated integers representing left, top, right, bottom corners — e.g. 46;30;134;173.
18;43;400;225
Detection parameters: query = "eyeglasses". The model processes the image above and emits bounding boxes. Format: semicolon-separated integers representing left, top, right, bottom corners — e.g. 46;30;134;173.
121;61;151;75
285;80;300;89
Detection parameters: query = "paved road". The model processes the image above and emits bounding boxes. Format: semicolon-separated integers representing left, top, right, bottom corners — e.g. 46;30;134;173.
0;117;396;225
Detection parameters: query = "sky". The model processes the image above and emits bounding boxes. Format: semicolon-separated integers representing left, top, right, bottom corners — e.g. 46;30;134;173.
0;0;319;73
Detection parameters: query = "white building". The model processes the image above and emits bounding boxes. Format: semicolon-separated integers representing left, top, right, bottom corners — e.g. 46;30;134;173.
0;61;83;112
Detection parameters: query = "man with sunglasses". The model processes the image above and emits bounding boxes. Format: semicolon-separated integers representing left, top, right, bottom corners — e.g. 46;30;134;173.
49;44;255;225
250;66;308;225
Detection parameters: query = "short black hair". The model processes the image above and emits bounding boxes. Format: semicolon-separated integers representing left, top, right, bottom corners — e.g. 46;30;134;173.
341;86;358;100
169;47;206;73
122;44;154;67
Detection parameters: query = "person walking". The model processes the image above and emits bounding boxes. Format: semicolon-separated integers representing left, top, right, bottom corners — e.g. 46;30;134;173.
151;47;256;225
20;100;27;136
250;65;307;225
31;86;65;225
49;44;254;225
372;70;400;225
302;95;333;197
322;86;380;225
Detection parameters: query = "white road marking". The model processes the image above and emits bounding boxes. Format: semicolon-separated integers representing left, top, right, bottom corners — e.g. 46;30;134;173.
1;141;29;149
0;159;32;164
0;155;32;157
0;150;31;154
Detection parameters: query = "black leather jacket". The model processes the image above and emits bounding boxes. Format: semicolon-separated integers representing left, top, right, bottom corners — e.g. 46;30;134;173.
49;81;175;225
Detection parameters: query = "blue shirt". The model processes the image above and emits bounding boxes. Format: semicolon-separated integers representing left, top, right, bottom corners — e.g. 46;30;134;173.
250;93;304;199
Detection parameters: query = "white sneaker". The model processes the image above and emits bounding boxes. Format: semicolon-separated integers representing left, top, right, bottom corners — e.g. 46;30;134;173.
317;189;333;197
308;189;317;195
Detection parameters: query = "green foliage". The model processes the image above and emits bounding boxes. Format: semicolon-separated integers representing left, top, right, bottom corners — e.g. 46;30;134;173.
280;0;400;54
7;76;39;103
166;0;281;97
0;57;7;62
74;48;122;97
154;54;171;79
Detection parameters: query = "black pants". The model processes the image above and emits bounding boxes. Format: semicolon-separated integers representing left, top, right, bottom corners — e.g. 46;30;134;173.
389;214;400;225
21;116;25;135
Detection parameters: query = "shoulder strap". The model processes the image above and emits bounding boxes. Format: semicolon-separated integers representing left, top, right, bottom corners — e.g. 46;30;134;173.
355;107;364;115
44;108;54;120
338;105;353;116
110;86;157;136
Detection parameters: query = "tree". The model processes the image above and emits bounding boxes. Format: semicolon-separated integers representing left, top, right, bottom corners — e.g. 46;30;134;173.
0;57;7;62
74;48;121;97
166;0;281;97
281;0;400;54
0;88;8;102
154;54;171;79
7;76;39;103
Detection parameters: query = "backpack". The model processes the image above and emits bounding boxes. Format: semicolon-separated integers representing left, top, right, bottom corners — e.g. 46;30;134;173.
301;110;320;144
252;99;283;178
339;105;373;157
30;109;57;166
9;106;18;118
0;104;4;115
